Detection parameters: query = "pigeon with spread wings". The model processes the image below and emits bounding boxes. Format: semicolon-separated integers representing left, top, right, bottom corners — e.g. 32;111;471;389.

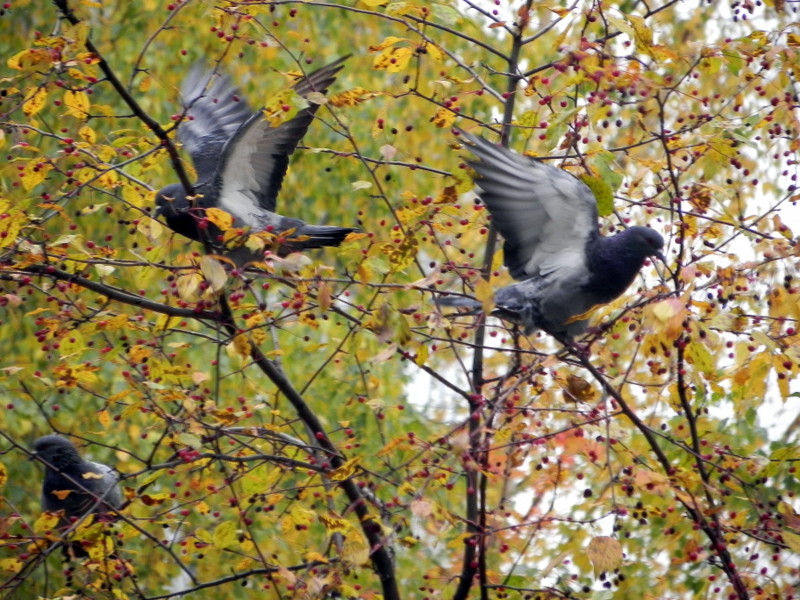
441;131;665;338
155;57;356;263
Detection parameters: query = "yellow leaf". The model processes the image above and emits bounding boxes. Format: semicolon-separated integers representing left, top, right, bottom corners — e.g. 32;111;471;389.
545;5;572;17
212;521;238;549
783;531;800;553
373;46;414;72
128;344;152;363
368;36;408;52
685;341;714;374
7;48;51;71
0;463;6;489
414;342;428;366
78;125;96;144
580;174;614;217
23;87;48;118
430;106;457;128
20;161;52;192
122;182;152;208
231;333;250;359
648;298;685;340
0;209;26;248
475;278;495;312
329;457;361;481
585;536;623;575
63;21;90;48
97;410;111;429
34;512;62;533
424;42;444;62
628;14;653;47
319;512;351;534
0;558;23;574
342;531;370;566
64;90;90;119
205;207;233;231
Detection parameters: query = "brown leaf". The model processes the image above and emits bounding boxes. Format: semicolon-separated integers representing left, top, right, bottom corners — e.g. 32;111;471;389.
585;536;623;575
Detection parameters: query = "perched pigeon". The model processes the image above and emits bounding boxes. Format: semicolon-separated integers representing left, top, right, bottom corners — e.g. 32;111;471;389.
33;435;122;524
155;56;357;264
441;131;665;338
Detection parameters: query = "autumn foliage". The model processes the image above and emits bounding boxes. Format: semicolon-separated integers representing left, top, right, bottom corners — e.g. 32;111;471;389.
0;0;799;599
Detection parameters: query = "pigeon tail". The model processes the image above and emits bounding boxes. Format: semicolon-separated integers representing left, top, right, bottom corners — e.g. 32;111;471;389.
286;224;358;252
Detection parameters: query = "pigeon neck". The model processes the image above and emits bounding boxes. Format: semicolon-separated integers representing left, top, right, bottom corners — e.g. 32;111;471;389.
583;232;650;302
45;451;85;473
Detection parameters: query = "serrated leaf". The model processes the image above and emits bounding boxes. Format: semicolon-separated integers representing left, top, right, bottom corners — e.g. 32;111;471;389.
585;536;623;575
177;433;202;450
205;207;233;231
342;531;370;566
64;90;90;119
198;255;228;292
580;174;614;217
34;512;62;533
78;125;96;144
373;45;414;72
329;457;360;481
22;87;47;118
213;521;238;549
319;512;351;534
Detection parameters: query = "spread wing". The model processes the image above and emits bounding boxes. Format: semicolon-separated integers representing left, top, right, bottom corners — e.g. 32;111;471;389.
214;56;348;222
459;131;600;281
178;64;255;183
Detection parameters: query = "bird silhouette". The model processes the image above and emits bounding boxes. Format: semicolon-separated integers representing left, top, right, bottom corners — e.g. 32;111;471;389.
155;56;357;264
441;131;665;338
33;435;122;524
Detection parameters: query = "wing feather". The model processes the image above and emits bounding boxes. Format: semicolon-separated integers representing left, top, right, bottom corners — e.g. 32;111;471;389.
214;57;348;220
459;131;599;281
178;65;254;180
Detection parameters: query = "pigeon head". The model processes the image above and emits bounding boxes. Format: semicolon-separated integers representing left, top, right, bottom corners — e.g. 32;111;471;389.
155;183;206;242
33;435;83;470
620;226;666;262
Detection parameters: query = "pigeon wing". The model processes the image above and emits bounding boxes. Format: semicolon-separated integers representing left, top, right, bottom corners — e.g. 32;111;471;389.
214;57;347;223
460;132;600;281
87;460;123;509
178;64;255;183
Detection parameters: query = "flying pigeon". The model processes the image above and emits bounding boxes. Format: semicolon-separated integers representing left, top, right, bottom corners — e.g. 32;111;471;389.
155;56;357;264
33;435;122;524
441;131;665;338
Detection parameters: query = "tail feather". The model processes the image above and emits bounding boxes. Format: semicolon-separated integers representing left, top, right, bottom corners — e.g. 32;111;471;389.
293;225;358;250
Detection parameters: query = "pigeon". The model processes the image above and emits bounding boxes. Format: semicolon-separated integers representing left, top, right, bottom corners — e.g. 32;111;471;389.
155;56;357;264
441;131;665;338
33;435;122;524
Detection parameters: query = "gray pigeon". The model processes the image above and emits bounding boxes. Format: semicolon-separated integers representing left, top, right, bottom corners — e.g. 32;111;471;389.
33;435;122;524
441;131;665;338
155;56;357;263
